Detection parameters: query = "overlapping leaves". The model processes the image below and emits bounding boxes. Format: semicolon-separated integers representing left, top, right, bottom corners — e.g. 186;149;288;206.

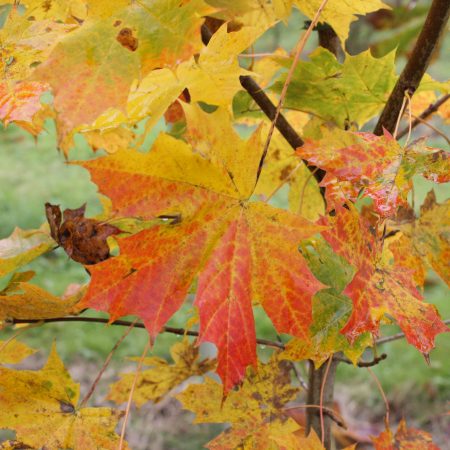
321;204;447;352
297;127;449;217
176;355;302;449
78;104;325;391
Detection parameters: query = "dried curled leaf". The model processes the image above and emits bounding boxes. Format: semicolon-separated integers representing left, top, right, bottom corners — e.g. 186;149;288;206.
45;203;120;265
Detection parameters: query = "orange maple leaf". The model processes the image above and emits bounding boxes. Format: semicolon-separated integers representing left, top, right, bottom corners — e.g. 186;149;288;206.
78;107;325;391
321;205;447;353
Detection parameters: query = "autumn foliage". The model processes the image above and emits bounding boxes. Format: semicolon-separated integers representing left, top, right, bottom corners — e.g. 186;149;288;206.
0;0;449;449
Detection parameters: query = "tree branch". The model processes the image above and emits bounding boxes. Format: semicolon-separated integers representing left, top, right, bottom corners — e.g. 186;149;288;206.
11;316;449;354
334;353;387;367
306;358;339;449
397;93;450;139
374;0;450;135
200;23;326;187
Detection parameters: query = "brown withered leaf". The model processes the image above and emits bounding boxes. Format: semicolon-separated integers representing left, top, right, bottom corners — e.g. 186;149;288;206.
45;203;120;265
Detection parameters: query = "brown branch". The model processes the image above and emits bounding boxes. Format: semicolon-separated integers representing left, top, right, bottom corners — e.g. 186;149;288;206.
200;23;326;187
376;319;450;345
10;316;286;350
317;23;342;59
374;0;450;135
397;93;450;139
306;358;339;450
334;353;387;367
11;316;450;352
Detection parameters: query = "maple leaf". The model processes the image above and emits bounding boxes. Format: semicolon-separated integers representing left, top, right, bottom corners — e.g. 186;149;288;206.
250;117;325;221
108;338;216;408
5;0;87;23
282;237;371;366
0;81;48;129
272;48;397;128
177;24;260;105
389;191;450;287
78;106;325;391
0;271;83;321
372;419;440;450
30;0;212;140
0;226;55;277
293;0;389;43
0;344;129;449
0;7;76;83
297;127;449;216
321;204;448;353
176;355;301;449
0;339;36;365
45;203;120;265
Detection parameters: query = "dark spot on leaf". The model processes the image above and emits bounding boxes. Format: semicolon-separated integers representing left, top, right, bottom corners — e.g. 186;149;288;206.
113;20;122;27
251;392;263;401
116;28;138;52
43;0;52;12
59;400;75;414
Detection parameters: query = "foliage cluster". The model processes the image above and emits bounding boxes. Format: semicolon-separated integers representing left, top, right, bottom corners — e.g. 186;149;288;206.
0;0;449;448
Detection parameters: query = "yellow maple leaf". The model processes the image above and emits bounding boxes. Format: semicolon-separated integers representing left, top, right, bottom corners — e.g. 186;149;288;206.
0;226;55;278
0;272;84;321
177;355;301;449
0;339;36;365
0;344;128;449
293;0;390;43
108;338;215;408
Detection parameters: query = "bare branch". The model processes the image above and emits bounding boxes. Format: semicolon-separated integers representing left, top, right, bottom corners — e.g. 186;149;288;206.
334;353;387;367
397;93;450;139
374;0;450;135
10;317;450;353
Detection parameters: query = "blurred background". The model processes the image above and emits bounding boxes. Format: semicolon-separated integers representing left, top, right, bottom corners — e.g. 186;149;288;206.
0;0;449;448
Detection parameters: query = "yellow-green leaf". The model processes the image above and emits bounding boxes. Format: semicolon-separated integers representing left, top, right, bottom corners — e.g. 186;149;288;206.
0;227;55;278
108;338;215;408
0;344;128;449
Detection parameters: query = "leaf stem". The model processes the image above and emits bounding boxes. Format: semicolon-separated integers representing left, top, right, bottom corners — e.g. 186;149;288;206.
256;0;329;188
374;0;450;135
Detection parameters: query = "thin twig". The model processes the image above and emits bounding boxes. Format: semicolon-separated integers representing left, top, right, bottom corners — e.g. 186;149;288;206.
284;404;347;429
376;319;450;345
256;0;329;187
367;367;390;428
79;319;138;407
200;24;326;188
334;353;387;367
408;114;450;145
397;94;450;138
10;317;286;350
119;339;150;450
374;0;450;135
10;317;450;351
